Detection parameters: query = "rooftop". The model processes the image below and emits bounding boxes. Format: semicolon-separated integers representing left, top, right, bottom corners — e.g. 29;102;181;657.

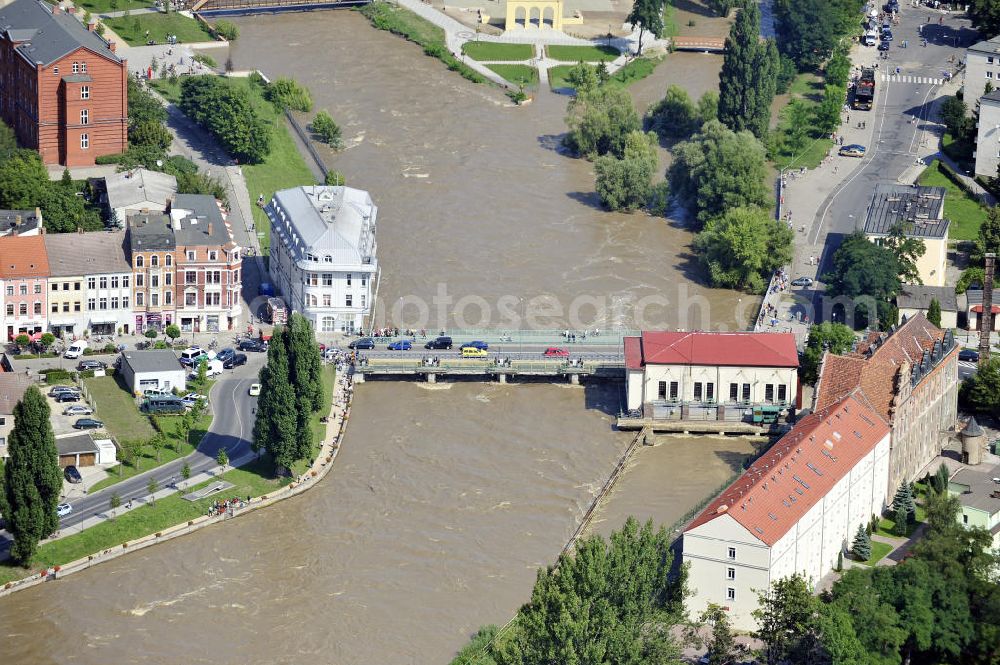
0;235;49;278
0;0;120;67
55;432;99;456
127;212;175;253
981;90;1000;105
269;186;377;265
686;394;890;546
105;169;177;213
624;331;799;370
950;463;1000;516
969;34;1000;56
896;285;958;312
120;349;182;374
170;194;234;248
0;373;33;414
863;184;949;238
43;230;129;277
0;209;42;237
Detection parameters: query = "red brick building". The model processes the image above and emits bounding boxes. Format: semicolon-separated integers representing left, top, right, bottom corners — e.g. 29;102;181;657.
0;0;127;167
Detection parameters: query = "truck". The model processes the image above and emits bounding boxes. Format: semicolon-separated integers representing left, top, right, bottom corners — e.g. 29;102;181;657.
853;68;875;110
266;297;288;325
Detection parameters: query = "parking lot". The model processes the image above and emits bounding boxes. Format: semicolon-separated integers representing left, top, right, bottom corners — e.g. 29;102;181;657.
45;387;96;436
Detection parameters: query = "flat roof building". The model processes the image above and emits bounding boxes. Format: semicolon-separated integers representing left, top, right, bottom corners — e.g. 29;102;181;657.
862;185;949;287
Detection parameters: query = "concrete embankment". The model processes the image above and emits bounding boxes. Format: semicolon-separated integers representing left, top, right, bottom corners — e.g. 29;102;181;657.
0;368;355;599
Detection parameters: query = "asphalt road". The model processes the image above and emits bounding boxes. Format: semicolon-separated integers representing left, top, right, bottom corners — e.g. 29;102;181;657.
0;356;264;556
811;8;977;285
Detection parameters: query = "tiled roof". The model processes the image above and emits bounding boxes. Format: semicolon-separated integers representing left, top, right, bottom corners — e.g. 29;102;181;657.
0;373;33;414
43;230;129;276
686;394;890;546
0;0;120;66
170;194;234;248
0;235;49;278
624;331;799;370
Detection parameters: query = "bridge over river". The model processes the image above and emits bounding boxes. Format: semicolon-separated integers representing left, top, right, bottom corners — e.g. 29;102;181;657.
191;0;366;16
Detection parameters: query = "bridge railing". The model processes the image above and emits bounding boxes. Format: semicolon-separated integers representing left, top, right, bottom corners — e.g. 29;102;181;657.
361;328;640;346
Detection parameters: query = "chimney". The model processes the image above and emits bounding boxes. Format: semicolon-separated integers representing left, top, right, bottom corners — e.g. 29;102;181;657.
109;41;116;53
87;21;96;32
68;6;76;13
208;222;213;236
14;215;21;227
52;4;61;14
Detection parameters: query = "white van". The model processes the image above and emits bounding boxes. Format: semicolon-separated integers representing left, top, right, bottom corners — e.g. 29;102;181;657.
179;347;209;366
188;359;224;380
63;341;88;359
864;31;877;46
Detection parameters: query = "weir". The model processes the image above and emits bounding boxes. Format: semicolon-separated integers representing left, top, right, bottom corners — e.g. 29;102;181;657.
192;0;368;17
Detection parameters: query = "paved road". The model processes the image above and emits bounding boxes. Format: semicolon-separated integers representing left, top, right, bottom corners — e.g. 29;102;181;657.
0;357;263;556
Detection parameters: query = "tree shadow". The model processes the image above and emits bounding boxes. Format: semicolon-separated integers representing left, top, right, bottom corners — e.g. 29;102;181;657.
674;0;722;20
566;190;606;211
675;249;711;284
537;133;571;154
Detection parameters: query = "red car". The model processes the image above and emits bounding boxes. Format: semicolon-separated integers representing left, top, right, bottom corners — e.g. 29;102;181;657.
543;347;569;357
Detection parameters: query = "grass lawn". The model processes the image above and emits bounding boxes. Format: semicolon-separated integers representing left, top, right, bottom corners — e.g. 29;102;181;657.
76;0;156;13
292;364;336;476
942;131;975;171
461;42;533;61
485;64;538;88
104;12;214;47
548;64;575;90
876;503;927;539
82;375;156;442
917;160;987;241
547;44;619;62
769;72;834;171
549;56;664;91
151;76;315;253
857;540;893;567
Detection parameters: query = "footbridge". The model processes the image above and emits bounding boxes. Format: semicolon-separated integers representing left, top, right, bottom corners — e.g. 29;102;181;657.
670;36;726;52
191;0;367;16
353;352;625;384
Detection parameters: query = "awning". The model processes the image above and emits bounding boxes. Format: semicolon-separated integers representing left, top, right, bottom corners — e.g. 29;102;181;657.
48;318;76;326
29;332;43;341
89;316;119;325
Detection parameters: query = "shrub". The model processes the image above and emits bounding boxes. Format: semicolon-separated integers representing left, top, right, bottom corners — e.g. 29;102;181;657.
193;53;217;69
179;76;273;164
264;77;313;112
311;111;343;148
212;19;239;41
324;170;346;186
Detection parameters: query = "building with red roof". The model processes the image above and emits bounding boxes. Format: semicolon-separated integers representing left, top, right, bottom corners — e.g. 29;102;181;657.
624;331;799;423
683;394;891;629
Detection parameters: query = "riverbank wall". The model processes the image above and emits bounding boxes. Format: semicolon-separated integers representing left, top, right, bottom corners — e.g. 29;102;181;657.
0;367;355;599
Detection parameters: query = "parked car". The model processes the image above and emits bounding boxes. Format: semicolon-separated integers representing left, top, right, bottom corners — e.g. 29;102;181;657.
461;341;489;351
838;144;866;158
63;404;93;416
48;386;79;398
223;353;248;369
57;502;73;517
142;388;171;398
387;340;412;351
249;383;261;396
188;360;224;381
543;347;570;357
143;396;186;414
181;392;208;405
461;346;488;358
72;418;104;430
348;337;376;350
179;347;210;366
215;348;236;364
239;338;267;352
77;359;107;371
959;349;980;362
55;392;81;403
425;336;453;350
63;465;83;484
63;341;87;359
791;277;814;287
878;40;890;51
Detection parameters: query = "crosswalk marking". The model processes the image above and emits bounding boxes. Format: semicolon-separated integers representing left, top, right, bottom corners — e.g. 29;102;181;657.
879;74;944;85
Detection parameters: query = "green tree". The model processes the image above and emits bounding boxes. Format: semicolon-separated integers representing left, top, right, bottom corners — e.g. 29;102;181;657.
181;461;191;481
973;205;1000;264
148;432;167;463
253;326;299;473
216;448;229;468
939;95;970;138
813;84;846;134
893;504;909;536
753;573;820;665
827;568;907;665
852;524;871;561
927;297;942;328
1;387;62;564
130;120;173;151
564;85;641;160
669;120;770;227
212;19;239;40
40;332;55;349
823;232;902;329
799;322;855;384
700;603;742;665
147;476;159;504
564;61;600;93
14;333;30;350
932;462;950;494
968;0;1000;39
263;77;313;112
881;223;927;284
717;3;779;139
0;149;49;210
311;110;343;148
960;357;1000;413
775;54;797;94
594;130;658;211
196;360;208;389
287;314;324;462
119;438;144;475
646;84;696;139
626;0;664;55
109;492;122;520
179;77;272;164
0;117;18;158
824;47;851;88
773;0;845;70
693;206;793;292
165;324;181;342
695;91;719;127
324;170;346;186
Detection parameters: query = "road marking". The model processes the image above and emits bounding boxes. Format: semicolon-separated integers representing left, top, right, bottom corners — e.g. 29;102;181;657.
880;74;944;85
229;379;247;457
908;78;940;155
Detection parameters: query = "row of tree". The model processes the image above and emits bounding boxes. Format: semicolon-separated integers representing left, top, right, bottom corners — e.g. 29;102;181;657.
252;313;325;473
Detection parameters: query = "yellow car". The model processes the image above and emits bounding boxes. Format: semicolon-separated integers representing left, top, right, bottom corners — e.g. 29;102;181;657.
248;383;261;396
461;347;488;358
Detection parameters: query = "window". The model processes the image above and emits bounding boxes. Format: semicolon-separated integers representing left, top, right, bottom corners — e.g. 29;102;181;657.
706;383;714;401
63;302;70;312
80;61;87;73
726;588;736;601
321;316;336;332
726;567;735;580
98;298;107;310
185;292;197;307
990;56;996;64
765;384;774;403
122;276;129;288
658;381;667;400
80;86;89;100
87;298;96;310
136;274;144;287
33;302;41;315
307;274;319;287
51;303;59;313
208;271;221;284
989;71;995;79
206;293;220;306
122;296;129;309
53;66;59;74
151;255;159;267
5;286;12;296
74;281;81;290
185;271;197;284
346;273;352;286
99;276;107;289
165;291;172;305
728;547;736;560
19;285;27;296
87;277;96;290
669;381;678;400
361;295;366;308
72;62;79;74
729;383;738;402
361;276;368;287
74;302;81;312
63;282;70;291
186;250;196;261
151;293;159;307
111;297;119;309
136;293;144;306
322;273;333;287
963;514;969;525
777;385;787;403
111;276;119;289
33;283;41;294
208;251;217;261
80;133;88;149
151;275;159;288
165;255;171;266
5;304;11;316
80;109;88;125
18;303;26;316
135;256;144;268
165;273;172;286
323;255;332;263
51;283;59;292
323;294;331;307
694;382;702;401
742;383;751;402
346;294;353;307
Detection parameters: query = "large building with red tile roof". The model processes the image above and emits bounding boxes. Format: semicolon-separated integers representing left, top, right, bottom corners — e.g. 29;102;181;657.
624;331;799;421
813;313;959;493
683;394;891;629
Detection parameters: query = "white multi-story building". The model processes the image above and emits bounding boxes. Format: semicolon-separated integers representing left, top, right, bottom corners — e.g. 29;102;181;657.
963;35;1000;105
975;90;1000;179
266;186;378;334
683;394;891;630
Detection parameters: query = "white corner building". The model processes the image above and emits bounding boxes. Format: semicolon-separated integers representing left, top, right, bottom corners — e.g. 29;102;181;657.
682;394;890;630
266;186;378;333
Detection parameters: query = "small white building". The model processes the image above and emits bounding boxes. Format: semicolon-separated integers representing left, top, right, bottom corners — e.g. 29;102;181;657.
863;185;949;287
895;285;958;330
104;169;177;227
117;349;186;395
623;331;799;419
266;186;378;334
963;35;1000;106
683;394;891;630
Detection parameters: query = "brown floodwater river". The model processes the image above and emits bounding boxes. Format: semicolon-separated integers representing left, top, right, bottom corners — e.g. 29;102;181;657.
0;12;755;664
